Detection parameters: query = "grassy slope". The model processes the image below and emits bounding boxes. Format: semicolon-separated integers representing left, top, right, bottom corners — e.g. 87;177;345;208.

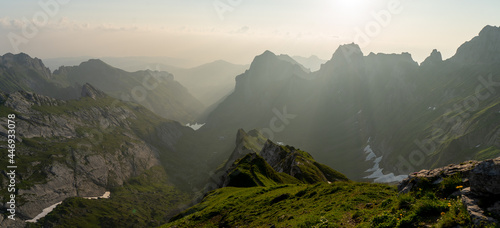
223;141;349;188
164;176;479;228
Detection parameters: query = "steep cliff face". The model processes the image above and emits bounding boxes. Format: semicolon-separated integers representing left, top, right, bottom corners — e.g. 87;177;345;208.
0;87;198;225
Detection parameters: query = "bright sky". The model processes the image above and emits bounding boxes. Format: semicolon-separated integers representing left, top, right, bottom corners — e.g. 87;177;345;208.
0;0;498;65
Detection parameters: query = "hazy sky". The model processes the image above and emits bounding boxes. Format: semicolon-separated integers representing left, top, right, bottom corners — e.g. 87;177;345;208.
0;0;499;66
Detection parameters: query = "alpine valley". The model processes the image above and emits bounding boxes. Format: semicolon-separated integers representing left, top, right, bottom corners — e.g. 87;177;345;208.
1;25;500;227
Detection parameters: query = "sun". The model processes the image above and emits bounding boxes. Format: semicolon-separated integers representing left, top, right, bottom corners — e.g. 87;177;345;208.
338;0;365;9
331;0;372;13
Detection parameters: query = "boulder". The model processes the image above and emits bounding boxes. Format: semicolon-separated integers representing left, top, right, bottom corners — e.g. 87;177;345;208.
470;157;500;196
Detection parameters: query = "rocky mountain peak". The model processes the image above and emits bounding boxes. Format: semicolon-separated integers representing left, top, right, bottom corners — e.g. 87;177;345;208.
449;25;500;65
248;50;306;73
261;50;276;57
81;83;107;100
232;50;308;94
331;43;363;64
235;128;249;144
365;52;417;65
319;43;364;73
77;59;112;71
0;52;52;79
479;25;500;37
420;49;443;67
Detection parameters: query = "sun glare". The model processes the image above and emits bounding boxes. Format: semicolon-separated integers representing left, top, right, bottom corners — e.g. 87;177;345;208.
329;0;373;16
338;0;365;9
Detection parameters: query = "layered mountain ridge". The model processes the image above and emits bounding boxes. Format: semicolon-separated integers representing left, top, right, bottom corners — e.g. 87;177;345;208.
1;24;500;228
200;25;500;181
0;54;204;123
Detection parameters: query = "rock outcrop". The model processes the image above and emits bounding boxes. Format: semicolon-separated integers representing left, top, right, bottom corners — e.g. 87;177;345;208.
449;25;500;65
470;157;500;196
259;140;349;183
81;83;107;100
420;49;443;67
398;157;500;226
219;131;348;188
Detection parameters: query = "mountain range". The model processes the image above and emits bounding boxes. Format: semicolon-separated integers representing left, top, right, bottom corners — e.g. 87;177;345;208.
1;25;500;227
199;25;500;181
43;56;249;107
0;55;204;123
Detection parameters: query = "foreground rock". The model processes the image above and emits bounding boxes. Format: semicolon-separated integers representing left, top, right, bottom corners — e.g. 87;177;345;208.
398;157;500;226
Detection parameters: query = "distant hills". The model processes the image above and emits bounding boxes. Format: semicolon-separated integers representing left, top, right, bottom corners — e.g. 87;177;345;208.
154;60;249;106
292;55;327;72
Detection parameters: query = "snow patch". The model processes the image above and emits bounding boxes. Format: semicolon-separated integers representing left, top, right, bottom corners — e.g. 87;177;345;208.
363;143;408;183
364;145;376;161
26;191;111;223
186;123;205;130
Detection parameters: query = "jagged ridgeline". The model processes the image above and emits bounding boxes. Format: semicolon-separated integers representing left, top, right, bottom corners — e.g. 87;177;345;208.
199;25;500;180
219;129;348;188
0;86;206;227
0;54;204;123
1;24;500;227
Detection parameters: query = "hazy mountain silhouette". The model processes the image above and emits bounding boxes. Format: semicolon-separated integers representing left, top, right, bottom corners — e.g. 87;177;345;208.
292;55;327;72
158;60;249;106
53;59;205;123
0;54;205;123
200;25;500;180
